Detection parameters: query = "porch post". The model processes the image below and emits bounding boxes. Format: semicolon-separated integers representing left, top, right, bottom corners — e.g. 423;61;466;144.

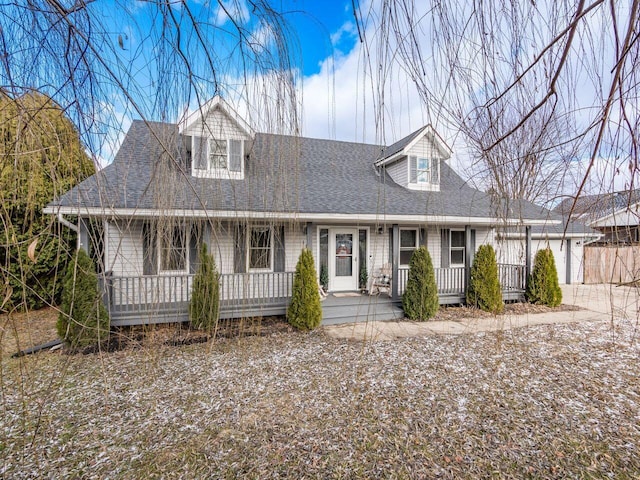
525;225;532;287
464;225;471;294
392;224;399;302
565;238;572;284
306;222;314;250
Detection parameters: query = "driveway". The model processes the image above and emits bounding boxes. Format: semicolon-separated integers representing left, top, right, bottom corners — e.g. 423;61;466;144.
323;284;639;341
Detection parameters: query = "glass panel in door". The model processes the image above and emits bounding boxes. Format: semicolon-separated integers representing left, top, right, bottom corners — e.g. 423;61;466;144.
335;233;353;276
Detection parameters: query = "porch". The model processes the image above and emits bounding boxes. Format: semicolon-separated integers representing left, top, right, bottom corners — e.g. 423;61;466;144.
100;264;526;326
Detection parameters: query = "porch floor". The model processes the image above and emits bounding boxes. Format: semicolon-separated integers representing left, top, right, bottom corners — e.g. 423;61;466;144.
321;292;405;326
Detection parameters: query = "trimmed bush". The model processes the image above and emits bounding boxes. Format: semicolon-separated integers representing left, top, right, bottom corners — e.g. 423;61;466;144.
467;244;504;314
402;246;439;320
287;248;322;330
527;247;562;307
57;249;110;348
189;243;220;332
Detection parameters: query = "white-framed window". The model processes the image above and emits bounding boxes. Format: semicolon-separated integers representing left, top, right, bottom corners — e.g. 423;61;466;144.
400;228;418;266
417;158;436;183
450;230;465;266
192;136;243;179
159;224;188;272
248;226;273;270
209;139;228;170
409;156;439;189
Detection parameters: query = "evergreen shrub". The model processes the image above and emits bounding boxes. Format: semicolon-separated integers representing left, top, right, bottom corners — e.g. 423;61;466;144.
527;247;562;307
287;248;322;330
0;92;95;310
56;249;110;348
189;243;220;332
402;246;439;320
467;244;504;314
319;264;328;291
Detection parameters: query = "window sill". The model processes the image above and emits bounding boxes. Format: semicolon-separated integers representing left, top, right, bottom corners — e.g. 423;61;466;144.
159;270;189;275
193;169;244;180
407;183;440;192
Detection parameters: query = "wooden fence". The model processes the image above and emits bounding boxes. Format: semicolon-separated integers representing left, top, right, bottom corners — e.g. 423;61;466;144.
583;245;640;284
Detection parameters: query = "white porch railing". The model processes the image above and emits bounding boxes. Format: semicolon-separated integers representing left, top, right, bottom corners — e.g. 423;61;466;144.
397;263;525;298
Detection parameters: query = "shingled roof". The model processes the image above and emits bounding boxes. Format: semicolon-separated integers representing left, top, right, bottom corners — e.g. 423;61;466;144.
554;189;640;223
50;120;576;226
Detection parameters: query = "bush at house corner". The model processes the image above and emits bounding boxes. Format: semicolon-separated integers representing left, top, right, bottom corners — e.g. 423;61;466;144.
467;244;504;314
287;248;322;330
402;246;439;320
57;249;110;349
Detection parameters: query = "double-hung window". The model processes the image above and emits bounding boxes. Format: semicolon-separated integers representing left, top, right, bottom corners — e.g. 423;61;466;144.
209;139;228;169
417;158;435;183
159;225;187;272
400;229;418;266
450;230;465;266
192;136;243;179
409;156;439;189
248;226;272;270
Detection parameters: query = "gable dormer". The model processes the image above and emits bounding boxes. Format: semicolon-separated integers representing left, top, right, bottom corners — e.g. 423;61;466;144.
375;125;451;192
179;96;254;180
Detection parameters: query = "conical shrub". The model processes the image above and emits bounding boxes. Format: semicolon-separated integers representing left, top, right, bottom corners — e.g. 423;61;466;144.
467;244;504;314
189;243;220;332
287;248;322;330
57;249;110;349
527;247;562;307
402;246;439;320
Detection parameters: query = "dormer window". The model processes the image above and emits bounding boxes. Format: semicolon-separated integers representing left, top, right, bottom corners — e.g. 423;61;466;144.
192;136;244;179
410;156;439;185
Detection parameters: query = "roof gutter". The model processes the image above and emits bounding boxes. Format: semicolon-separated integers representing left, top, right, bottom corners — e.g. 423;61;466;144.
374;151;404;167
44;205;558;227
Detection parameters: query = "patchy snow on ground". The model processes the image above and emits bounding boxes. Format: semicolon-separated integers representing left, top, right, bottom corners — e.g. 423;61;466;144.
2;316;640;479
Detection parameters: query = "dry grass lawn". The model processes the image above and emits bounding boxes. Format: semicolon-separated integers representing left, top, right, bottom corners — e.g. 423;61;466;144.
1;308;639;478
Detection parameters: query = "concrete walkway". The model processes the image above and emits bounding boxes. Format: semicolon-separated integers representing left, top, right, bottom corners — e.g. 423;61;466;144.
323;284;640;341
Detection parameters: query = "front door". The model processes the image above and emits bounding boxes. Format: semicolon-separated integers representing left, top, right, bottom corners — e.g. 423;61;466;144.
330;229;358;291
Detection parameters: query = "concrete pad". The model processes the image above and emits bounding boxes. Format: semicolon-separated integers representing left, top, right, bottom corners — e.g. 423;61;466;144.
323;284;633;342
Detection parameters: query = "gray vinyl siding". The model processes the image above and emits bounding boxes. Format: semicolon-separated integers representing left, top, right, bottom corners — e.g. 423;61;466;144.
182;107;250;141
406;135;445;161
106;220;145;276
285;224;306;271
386;158;409;187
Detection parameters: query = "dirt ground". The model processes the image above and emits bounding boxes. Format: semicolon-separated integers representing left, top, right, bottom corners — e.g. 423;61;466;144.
0;302;581;357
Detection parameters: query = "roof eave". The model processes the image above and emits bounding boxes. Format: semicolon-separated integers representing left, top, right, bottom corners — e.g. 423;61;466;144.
375;125;452;167
44;205;558;227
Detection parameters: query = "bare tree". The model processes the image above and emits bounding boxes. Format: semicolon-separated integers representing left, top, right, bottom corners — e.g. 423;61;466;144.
358;0;639;211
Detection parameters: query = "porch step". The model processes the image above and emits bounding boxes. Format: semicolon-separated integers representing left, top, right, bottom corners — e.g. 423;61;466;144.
321;294;405;326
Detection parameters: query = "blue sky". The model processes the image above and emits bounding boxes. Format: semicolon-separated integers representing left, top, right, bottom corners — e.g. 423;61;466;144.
280;0;359;76
93;0;380;161
82;0;633;197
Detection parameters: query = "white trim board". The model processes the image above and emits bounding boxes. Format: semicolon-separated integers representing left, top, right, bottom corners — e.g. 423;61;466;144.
45;206;559;227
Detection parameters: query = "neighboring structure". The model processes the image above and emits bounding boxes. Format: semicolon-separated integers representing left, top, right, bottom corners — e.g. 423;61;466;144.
45;97;593;325
555;190;640;244
556;190;640;284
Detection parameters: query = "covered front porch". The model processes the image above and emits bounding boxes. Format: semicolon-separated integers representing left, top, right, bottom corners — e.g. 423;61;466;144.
99;262;526;326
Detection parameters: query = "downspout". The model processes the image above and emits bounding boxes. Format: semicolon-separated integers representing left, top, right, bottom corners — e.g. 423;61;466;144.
57;212;78;233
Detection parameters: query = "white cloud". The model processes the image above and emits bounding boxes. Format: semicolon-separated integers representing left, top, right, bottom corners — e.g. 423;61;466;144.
329;21;357;48
213;0;250;27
